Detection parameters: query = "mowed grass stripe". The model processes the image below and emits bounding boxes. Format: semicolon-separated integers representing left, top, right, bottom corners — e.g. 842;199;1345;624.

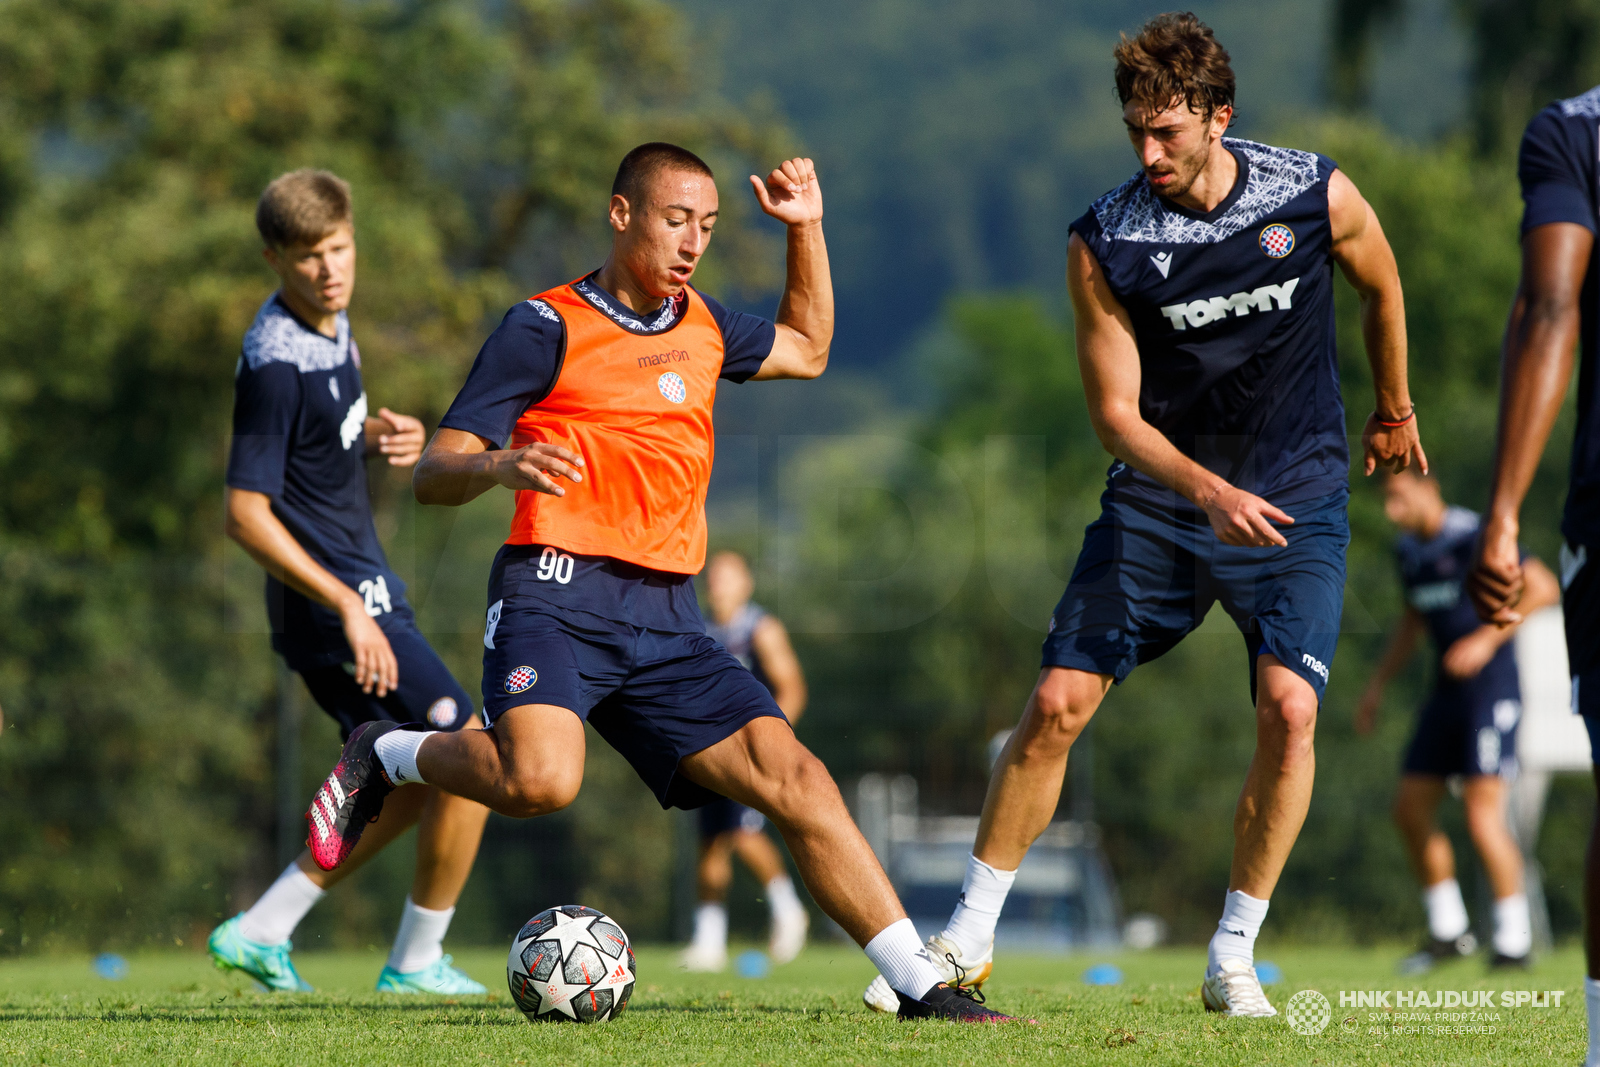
0;945;1584;1065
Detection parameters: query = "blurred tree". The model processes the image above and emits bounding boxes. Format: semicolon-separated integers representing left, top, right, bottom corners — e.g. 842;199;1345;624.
0;0;790;951
1332;0;1600;149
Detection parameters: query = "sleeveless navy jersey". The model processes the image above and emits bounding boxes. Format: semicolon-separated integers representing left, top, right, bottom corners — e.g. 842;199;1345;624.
1069;139;1348;510
1395;507;1519;697
225;294;407;666
1520;87;1600;546
704;602;774;693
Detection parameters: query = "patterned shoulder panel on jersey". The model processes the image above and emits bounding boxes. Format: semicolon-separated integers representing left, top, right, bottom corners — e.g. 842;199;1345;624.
1561;85;1600;118
1089;138;1323;246
241;295;351;373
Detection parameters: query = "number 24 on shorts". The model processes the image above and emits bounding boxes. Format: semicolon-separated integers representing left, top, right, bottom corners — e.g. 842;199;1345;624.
357;574;393;616
537;547;574;585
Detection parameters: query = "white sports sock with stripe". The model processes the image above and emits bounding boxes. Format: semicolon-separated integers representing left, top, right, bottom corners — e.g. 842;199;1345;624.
374;730;432;786
864;918;943;1001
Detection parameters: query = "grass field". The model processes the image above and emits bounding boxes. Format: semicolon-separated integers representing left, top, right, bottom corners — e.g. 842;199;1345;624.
0;943;1585;1065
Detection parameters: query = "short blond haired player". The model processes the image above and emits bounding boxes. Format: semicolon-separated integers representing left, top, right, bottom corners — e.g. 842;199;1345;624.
211;170;489;995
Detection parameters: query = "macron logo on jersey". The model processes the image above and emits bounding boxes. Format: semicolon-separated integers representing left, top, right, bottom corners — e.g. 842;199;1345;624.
1160;277;1299;331
1301;652;1329;682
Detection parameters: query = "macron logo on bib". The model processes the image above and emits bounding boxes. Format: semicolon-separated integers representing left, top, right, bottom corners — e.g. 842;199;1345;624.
1160;277;1299;331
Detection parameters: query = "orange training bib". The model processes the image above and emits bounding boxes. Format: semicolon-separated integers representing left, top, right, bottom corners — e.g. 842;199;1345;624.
505;281;724;574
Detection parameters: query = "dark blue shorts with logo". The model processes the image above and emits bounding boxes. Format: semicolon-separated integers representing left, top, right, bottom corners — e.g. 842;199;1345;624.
481;597;785;810
1402;676;1522;778
1041;488;1349;702
289;606;477;743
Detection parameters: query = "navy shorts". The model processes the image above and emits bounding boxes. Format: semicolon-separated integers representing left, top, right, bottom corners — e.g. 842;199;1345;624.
1042;489;1349;702
698;797;767;840
481;599;785;809
1402;682;1522;778
295;614;476;742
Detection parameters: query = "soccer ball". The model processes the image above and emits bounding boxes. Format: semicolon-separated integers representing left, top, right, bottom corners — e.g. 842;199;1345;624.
507;905;636;1023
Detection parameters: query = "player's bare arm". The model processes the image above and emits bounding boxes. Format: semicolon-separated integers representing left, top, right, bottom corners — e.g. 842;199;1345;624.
747;158;832;381
225;487;397;695
412;430;584;506
1068;233;1292;548
1443;556;1560;681
751;614;807;721
1470;223;1594;623
364;407;424;466
1327;169;1426;477
1355;605;1425;735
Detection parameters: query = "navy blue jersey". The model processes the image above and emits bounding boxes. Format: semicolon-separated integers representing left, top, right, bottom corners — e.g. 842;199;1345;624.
444;273;775;632
1395;507;1519;695
1520;87;1600;546
1068;139;1348;512
704;602;774;693
225;294;406;665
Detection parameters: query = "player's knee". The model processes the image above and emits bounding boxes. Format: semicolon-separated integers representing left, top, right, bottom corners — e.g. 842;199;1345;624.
1023;686;1090;754
1259;690;1318;744
500;763;582;818
761;751;841;825
1463;794;1508;841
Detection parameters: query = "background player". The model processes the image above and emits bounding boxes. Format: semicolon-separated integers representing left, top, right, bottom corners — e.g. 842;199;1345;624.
212;170;489;995
304;144;1016;1022
865;13;1423;1017
681;551;809;971
1468;81;1600;1067
1358;470;1557;972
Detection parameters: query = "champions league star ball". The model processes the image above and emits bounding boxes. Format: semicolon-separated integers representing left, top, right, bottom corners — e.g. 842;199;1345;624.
507;905;636;1023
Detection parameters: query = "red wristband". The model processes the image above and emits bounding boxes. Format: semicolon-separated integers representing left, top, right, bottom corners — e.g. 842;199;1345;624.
1375;407;1415;428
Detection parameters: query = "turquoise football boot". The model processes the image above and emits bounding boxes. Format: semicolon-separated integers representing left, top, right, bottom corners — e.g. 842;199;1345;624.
207;914;313;992
375;954;487;995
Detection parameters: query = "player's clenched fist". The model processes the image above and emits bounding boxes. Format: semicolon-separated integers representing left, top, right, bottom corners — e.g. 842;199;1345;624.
492;442;585;496
750;157;822;226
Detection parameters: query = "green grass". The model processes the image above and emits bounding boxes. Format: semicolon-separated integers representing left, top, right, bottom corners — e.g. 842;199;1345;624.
0;943;1585;1065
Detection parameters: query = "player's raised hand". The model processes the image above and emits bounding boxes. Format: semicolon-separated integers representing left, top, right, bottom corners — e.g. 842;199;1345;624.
340;604;398;697
1202;484;1293;548
493;442;585;497
750;157;822;227
1362;411;1427;476
375;407;426;467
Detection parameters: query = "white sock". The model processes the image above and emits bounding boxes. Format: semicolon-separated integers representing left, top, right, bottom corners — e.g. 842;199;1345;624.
1585;976;1600;1067
864;918;943;1001
1207;889;1270;976
766;875;805;921
691;903;727;952
1491;892;1532;958
1424;878;1471;941
373;730;432;786
387;896;454;974
941;854;1017;959
236;864;325;946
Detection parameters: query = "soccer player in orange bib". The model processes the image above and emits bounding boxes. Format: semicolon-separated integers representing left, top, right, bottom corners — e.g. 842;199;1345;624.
301;144;1018;1022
